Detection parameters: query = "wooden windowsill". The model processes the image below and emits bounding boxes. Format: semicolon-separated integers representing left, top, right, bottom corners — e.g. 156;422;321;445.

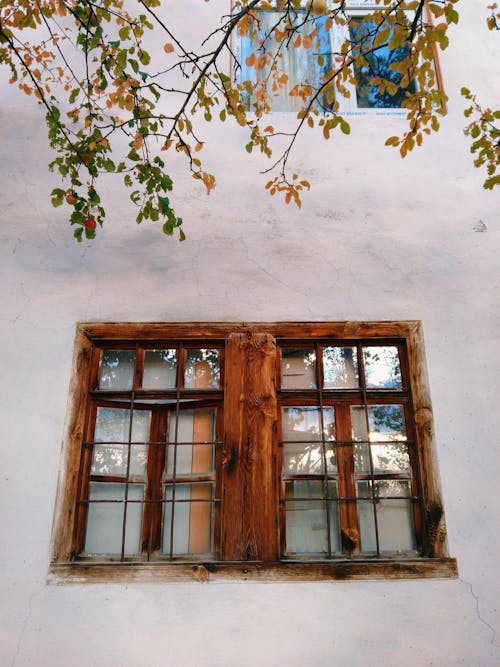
48;558;458;584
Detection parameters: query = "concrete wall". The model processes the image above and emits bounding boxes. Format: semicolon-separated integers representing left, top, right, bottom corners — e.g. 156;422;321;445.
1;2;499;665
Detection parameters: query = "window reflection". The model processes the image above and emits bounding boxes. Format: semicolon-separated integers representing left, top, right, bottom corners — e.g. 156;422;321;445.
357;480;416;553
184;349;220;389
143;349;177;389
323;346;359;388
240;11;334;113
349;18;417;109
285;480;340;556
363;346;402;389
281;348;317;389
98;350;136;390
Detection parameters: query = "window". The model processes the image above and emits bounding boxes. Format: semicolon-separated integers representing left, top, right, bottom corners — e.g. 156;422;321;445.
236;2;433;114
50;322;456;582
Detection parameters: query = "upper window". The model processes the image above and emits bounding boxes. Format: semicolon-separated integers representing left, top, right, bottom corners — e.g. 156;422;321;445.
236;2;424;114
50;322;456;582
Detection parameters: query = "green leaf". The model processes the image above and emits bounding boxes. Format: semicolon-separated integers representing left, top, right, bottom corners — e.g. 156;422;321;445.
340;119;351;135
158;195;170;214
50;188;65;207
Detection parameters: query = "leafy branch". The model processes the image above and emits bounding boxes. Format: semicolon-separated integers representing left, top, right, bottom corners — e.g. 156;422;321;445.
2;0;495;244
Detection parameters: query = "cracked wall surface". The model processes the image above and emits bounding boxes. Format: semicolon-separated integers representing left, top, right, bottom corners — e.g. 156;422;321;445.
0;2;499;666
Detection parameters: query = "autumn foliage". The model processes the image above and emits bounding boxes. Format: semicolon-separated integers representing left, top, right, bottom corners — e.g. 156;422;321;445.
0;0;497;241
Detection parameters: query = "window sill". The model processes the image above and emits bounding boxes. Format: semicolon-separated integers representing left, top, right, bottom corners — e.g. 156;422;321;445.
48;558;458;584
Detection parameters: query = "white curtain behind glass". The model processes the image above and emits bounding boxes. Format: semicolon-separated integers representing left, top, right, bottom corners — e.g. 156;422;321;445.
240;11;333;112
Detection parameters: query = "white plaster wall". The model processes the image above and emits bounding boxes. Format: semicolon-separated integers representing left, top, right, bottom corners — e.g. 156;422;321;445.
0;1;499;665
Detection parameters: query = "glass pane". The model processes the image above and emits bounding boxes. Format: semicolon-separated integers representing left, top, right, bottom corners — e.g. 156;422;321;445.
282;407;335;441
285;481;340;555
352;405;406;441
354;441;410;474
91;444;148;477
352;405;408;473
166;409;216;476
357;481;416;554
93;408;150;475
282;407;336;473
84;483;144;555
184;349;220;389
240;11;334;112
143;349;177;389
349;18;417;109
163;483;213;556
323;346;359;388
280;348;316;389
363;346;402;389
283;442;337;475
98;350;136;390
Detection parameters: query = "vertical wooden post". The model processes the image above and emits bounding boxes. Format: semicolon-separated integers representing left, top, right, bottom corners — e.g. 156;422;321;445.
222;332;278;561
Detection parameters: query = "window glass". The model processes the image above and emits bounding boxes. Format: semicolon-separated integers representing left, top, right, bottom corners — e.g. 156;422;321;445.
357;480;416;553
166;409;216;476
282;406;336;473
281;348;317;388
240;11;334;112
163;483;213;556
84;483;144;555
285;480;340;556
98;350;136;390
351;404;409;473
92;408;150;476
184;349;220;389
363;345;402;388
143;349;177;389
323;346;359;388
349;17;417;108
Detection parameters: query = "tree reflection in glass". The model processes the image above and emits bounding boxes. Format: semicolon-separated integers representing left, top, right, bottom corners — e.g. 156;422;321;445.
323;346;359;388
281;348;317;389
98;350;136;390
357;480;416;553
351;404;409;474
282;406;336;474
143;349;177;389
349;18;417;109
91;407;150;476
363;346;402;389
184;349;220;389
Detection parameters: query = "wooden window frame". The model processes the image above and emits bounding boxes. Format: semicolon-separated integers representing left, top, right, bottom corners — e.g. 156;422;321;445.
49;321;457;583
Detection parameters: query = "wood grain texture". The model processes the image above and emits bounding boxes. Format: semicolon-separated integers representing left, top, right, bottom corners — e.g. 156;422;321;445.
48;558;458;585
407;321;448;557
50;328;93;561
222;332;278;561
80;321;421;341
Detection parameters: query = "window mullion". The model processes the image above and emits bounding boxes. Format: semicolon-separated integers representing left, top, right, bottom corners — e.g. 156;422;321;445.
142;409;166;558
222;331;278;561
335;404;359;555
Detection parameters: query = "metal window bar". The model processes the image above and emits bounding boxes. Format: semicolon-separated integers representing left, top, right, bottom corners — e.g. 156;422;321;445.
120;342;139;561
357;342;381;557
167;342;183;560
314;342;333;558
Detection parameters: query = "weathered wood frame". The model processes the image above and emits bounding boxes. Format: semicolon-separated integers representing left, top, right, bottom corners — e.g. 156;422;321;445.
49;321;457;583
